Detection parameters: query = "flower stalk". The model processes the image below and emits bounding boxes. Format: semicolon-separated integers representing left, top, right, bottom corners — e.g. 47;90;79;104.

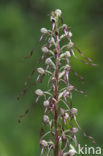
35;9;96;156
18;9;96;156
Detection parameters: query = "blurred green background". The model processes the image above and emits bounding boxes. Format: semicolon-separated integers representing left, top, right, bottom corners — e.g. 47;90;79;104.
0;0;103;155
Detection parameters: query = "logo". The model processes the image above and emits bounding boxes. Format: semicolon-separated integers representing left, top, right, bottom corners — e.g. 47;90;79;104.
70;144;102;155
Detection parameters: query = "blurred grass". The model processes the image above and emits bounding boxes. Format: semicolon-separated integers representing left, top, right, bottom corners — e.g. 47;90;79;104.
0;0;103;155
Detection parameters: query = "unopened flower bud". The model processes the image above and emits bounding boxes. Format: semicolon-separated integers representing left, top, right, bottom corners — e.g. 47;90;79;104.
64;144;77;156
70;108;78;115
49;37;56;45
60;51;71;59
64;64;71;70
60;53;65;58
64;113;69;120
59;71;65;79
40;140;48;147
50;16;56;22
35;89;44;96
60;108;65;117
64;144;76;156
48;141;54;146
67;85;74;91
40;28;48;34
45;58;52;65
68;32;72;37
41;46;49;53
63;24;68;29
43;100;49;107
43;115;49;124
67;41;74;49
37;68;45;75
72;128;78;134
55;9;62;17
45;58;55;68
51;77;55;82
65;51;71;57
58;91;65;99
68;149;76;156
60;34;66;40
62;131;66;140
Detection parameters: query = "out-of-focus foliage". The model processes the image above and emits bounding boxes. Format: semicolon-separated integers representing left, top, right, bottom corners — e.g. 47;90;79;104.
0;0;103;155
